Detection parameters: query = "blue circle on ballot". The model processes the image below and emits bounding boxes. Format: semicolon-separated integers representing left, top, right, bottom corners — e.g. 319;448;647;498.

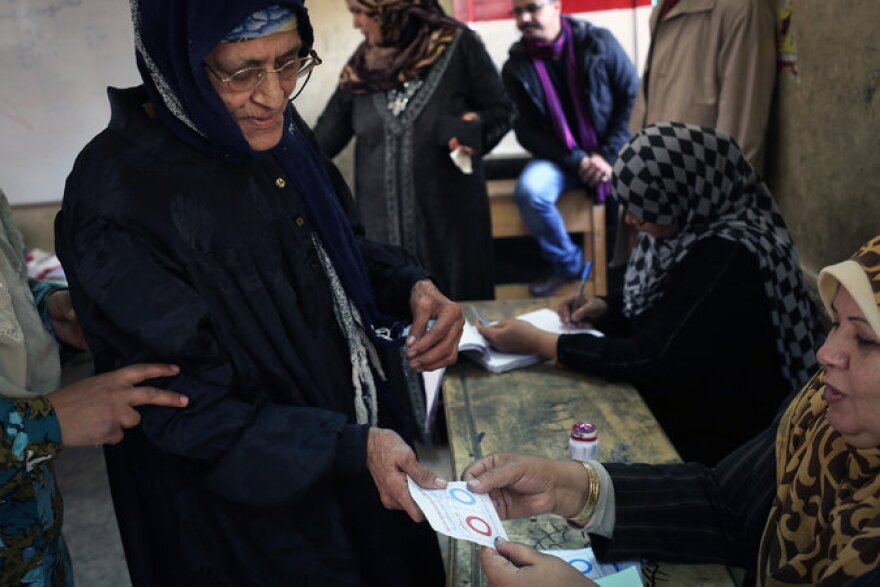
448;487;477;505
568;558;593;575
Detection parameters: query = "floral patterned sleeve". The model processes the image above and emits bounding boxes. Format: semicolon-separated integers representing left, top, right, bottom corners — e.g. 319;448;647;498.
28;278;66;337
1;396;61;482
1;397;69;584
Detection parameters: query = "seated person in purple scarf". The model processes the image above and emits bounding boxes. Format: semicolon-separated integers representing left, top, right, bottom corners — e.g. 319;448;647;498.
55;2;463;585
503;0;639;296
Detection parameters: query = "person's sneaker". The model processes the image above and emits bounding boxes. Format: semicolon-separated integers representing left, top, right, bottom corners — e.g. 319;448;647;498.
528;273;577;297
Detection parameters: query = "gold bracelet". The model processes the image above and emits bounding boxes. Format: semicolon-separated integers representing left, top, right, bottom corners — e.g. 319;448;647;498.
568;460;600;524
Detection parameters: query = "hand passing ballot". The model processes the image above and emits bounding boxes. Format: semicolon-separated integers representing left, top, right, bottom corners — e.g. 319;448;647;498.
407;478;508;549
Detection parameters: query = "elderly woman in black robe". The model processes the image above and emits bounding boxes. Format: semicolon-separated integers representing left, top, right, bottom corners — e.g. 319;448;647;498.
56;1;463;585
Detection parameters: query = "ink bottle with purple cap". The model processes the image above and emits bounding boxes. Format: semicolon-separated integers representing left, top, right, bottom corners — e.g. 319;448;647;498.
568;422;599;461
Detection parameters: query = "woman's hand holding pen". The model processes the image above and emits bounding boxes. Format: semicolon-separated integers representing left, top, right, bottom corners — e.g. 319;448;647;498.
558;295;608;327
477;319;558;361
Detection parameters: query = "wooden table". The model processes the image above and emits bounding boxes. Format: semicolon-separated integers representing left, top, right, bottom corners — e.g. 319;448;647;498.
443;298;735;586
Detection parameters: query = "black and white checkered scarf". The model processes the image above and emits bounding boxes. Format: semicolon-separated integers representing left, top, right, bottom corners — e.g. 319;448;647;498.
613;122;822;392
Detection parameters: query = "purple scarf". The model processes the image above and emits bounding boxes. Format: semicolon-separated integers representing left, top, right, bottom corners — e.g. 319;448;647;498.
526;19;611;202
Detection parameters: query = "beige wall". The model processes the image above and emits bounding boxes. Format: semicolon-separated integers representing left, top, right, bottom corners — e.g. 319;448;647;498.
299;2;367;186
10;204;60;252
766;0;880;273
299;2;361;127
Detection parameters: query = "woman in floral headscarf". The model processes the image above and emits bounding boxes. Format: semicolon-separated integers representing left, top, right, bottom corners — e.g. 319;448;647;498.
479;122;824;465
315;0;514;301
465;234;880;587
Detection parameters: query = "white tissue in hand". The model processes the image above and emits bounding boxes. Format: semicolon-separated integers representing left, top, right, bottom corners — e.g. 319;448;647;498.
449;147;473;175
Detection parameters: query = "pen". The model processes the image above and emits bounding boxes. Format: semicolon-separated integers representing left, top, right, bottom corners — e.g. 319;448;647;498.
572;261;593;312
469;304;490;327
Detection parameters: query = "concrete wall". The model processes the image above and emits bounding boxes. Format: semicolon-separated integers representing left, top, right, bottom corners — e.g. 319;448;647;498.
296;2;363;183
766;0;880;273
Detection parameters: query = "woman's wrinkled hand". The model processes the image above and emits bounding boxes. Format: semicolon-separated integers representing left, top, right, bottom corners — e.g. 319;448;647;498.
405;280;464;371
366;427;447;522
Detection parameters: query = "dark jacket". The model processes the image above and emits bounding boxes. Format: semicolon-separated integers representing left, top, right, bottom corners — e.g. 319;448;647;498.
596;387;783;583
55;86;444;587
598;389;880;587
557;237;793;465
502;16;639;173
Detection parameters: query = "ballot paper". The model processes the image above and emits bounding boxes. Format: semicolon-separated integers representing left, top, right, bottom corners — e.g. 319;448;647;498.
542;547;640;584
407;478;508;549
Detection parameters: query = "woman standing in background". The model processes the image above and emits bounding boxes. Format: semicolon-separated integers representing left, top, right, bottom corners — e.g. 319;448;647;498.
316;0;514;301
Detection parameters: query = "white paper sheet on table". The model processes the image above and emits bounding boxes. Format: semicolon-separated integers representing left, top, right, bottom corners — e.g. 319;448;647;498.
407;478;508;549
543;547;641;585
460;308;603;373
421;367;445;436
594;566;642;587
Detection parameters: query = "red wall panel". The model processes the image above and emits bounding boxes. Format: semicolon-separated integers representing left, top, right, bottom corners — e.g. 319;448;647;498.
454;0;653;22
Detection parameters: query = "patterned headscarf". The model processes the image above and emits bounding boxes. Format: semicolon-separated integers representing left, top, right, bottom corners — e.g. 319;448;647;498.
612;122;823;393
818;235;880;341
758;235;880;586
129;0;401;424
339;0;462;94
222;6;297;42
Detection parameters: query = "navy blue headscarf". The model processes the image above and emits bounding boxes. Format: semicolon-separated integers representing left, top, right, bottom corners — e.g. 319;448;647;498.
129;0;401;345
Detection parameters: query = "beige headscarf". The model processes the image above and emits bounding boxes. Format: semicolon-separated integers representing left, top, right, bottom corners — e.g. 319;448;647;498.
0;189;60;398
758;235;880;585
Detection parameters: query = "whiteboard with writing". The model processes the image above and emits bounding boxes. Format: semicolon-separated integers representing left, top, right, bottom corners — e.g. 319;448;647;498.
0;0;141;204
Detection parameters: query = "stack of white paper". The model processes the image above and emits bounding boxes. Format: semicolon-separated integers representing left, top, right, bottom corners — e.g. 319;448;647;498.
460;308;603;374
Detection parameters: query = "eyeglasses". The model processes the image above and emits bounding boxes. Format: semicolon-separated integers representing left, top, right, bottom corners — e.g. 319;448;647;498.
206;50;323;95
511;1;551;17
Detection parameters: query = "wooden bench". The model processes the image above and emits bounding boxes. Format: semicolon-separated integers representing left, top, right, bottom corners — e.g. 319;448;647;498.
486;178;607;296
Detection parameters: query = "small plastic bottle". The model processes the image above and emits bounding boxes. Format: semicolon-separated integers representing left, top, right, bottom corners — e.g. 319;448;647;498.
568;422;599;461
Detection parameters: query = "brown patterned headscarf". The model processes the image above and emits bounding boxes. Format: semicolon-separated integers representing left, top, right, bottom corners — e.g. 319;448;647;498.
339;0;463;94
758;235;880;586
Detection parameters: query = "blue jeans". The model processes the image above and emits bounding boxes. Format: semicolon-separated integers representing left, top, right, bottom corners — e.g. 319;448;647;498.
514;160;584;277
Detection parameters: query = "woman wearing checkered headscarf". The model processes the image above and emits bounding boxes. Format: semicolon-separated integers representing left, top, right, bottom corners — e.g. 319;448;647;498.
613;122;823;393
479;122;823;465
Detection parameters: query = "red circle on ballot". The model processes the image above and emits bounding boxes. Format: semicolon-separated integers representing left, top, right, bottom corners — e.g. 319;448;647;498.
465;516;492;537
